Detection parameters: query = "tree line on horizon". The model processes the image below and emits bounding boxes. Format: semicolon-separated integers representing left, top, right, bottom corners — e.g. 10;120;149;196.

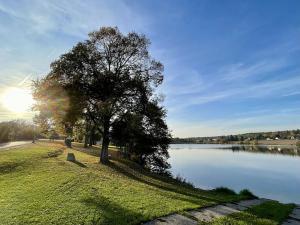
0;120;36;143
172;129;300;144
33;27;171;174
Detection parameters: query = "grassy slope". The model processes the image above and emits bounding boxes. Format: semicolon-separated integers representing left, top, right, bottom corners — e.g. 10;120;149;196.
0;142;246;225
204;201;295;225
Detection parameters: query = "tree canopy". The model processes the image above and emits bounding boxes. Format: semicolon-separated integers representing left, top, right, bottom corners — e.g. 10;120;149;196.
33;27;171;173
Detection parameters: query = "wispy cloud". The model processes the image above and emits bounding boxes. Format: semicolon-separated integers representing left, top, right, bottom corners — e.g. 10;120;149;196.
282;91;300;97
18;75;31;86
162;25;300;117
166;74;300;113
220;59;288;81
0;110;35;122
0;0;149;38
162;69;208;96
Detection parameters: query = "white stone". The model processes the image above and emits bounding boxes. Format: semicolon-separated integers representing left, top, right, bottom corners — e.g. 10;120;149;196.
67;153;76;162
189;205;240;222
144;214;197;225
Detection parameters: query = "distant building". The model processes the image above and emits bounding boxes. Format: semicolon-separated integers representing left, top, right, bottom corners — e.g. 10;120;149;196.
291;136;295;140
266;138;272;141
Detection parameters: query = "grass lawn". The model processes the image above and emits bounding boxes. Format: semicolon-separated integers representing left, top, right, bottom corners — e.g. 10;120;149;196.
202;201;295;225
0;142;265;224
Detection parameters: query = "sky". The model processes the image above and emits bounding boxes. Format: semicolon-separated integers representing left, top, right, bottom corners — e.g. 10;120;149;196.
0;0;299;137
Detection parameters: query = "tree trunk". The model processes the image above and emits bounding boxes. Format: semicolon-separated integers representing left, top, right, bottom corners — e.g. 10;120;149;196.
84;134;89;148
89;127;95;147
139;154;146;167
100;121;110;164
84;122;89;148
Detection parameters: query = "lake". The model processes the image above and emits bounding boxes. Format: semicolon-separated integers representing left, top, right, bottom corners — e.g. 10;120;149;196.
168;144;300;204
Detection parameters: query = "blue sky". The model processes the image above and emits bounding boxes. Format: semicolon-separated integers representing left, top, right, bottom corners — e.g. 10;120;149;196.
0;0;299;137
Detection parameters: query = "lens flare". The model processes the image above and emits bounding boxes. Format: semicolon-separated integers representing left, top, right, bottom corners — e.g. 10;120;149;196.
1;87;34;113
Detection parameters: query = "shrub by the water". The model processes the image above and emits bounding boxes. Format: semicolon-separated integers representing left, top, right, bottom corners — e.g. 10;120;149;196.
239;189;257;199
174;174;194;188
213;187;257;199
213;187;237;195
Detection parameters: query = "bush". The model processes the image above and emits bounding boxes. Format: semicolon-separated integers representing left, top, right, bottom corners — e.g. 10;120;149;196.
174;174;194;188
239;189;257;199
213;187;236;195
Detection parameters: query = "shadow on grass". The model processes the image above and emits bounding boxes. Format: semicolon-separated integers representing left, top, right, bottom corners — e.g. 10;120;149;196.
0;148;65;175
106;160;225;206
0;161;25;174
71;160;87;168
73;146;240;206
81;194;145;225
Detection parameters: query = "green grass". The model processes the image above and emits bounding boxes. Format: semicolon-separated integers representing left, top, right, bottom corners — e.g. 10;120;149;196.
202;201;295;225
0;142;249;225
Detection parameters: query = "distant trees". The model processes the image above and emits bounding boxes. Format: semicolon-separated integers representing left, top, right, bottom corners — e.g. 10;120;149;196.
172;129;300;144
33;27;171;173
0;120;35;143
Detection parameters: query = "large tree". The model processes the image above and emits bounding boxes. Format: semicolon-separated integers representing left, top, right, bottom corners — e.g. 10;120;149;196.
34;27;165;164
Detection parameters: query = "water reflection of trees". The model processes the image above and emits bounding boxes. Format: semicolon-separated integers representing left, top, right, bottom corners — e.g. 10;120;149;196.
229;145;300;156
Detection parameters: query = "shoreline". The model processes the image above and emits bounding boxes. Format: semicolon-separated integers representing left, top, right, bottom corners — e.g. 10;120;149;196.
172;139;299;146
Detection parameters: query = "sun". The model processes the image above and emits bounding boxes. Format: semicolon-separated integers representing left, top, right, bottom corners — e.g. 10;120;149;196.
1;87;34;113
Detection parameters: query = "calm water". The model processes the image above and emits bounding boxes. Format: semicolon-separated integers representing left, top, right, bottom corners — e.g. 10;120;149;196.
168;144;300;203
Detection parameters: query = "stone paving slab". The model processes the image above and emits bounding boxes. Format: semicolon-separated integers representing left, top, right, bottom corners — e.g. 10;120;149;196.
282;219;300;225
281;204;300;225
224;203;248;211
188;205;240;222
144;214;197;225
290;207;300;220
143;199;269;225
235;198;268;208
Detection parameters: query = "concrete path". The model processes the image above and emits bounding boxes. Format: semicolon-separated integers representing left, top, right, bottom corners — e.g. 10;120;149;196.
0;141;31;150
282;205;300;225
144;199;268;225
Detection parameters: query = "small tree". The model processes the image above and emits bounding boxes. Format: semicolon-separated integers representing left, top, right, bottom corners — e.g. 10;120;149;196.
112;101;171;174
33;79;84;141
